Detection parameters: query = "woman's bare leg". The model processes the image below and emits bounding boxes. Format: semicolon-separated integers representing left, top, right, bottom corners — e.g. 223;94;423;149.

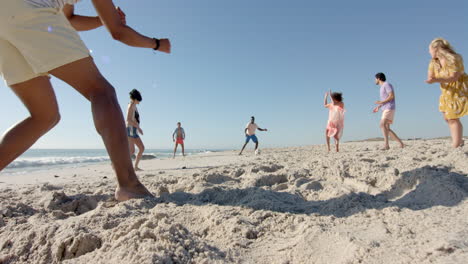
128;137;136;157
447;118;464;148
0;77;60;170
134;137;145;170
334;136;340;152
325;130;331;152
49;57;151;201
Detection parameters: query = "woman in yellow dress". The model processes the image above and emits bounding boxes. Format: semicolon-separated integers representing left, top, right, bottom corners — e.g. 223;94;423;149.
426;38;467;148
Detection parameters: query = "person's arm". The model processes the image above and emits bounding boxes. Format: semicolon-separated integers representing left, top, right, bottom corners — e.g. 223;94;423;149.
375;91;395;105
324;91;329;107
426;71;463;84
244;128;249;135
258;127;268;132
172;129;176;141
126;104;139;128
63;4;103;31
90;0;170;52
182;128;186;140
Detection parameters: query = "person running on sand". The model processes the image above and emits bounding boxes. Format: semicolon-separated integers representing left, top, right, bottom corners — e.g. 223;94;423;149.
172;122;185;158
0;0;170;201
324;91;345;152
126;89;145;171
426;38;467;148
373;73;405;150
239;116;267;155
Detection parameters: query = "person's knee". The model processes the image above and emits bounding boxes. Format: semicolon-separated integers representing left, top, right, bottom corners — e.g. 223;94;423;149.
32;108;61;130
88;76;117;100
379;121;386;129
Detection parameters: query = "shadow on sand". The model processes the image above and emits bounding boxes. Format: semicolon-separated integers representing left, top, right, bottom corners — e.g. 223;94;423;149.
154;165;468;218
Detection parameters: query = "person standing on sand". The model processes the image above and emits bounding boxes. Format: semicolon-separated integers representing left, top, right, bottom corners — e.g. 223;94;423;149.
426;38;467;148
172;122;185;158
127;89;145;171
372;73;405;150
0;0;171;201
324;90;345;152
239;116;268;155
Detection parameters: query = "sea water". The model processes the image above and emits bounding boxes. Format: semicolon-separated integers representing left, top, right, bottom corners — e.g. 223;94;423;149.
2;149;217;175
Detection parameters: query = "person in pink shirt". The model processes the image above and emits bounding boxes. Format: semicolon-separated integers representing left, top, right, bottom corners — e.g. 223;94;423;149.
324;91;345;152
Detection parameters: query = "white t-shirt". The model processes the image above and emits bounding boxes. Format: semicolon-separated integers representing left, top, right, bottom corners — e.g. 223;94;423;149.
246;122;258;136
25;0;81;9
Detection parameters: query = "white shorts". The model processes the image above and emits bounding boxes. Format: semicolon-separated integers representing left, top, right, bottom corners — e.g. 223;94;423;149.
381;109;395;124
0;0;89;85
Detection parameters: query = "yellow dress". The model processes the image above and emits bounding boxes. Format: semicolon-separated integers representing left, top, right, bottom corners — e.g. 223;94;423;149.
429;56;468;119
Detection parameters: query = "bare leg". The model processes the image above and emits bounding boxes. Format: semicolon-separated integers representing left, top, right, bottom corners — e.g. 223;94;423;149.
134;137;145;170
173;143;178;158
0;77;60;170
447;118;464;148
334;136;340;152
49;57;152;201
239;142;248;155
325;130;331;152
128;137;136;157
380;119;390;150
387;125;404;148
255;142;259;151
181;143;185;156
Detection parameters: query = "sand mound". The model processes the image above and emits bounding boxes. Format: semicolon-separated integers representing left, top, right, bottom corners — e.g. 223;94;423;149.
0;139;467;263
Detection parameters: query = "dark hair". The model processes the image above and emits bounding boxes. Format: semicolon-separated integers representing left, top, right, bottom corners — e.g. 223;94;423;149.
251;116;255;120
129;89;142;102
375;72;386;82
331;92;343;102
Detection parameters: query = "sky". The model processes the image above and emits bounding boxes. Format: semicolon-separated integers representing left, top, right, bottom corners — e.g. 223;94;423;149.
0;0;467;149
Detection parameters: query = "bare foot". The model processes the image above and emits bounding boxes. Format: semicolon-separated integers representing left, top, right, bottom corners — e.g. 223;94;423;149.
399;143;405;148
382;145;390;150
115;183;153;201
135;167;143;171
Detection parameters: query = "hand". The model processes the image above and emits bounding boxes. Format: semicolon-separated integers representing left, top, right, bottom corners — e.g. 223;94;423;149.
264;129;268;131
138;128;144;135
425;77;436;84
173;138;175;142
157;39;171;53
372;106;380;113
116;6;126;25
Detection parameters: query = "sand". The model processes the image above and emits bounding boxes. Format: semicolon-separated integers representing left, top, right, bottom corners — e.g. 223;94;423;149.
0;138;467;263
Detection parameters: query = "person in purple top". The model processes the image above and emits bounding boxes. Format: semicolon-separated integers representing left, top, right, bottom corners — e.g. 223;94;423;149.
372;73;404;150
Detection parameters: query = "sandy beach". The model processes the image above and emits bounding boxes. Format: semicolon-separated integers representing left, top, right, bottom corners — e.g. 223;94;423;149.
0;138;467;263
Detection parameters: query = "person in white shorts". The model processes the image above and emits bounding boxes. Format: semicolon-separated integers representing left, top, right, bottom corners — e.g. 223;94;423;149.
372;73;404;150
0;0;171;201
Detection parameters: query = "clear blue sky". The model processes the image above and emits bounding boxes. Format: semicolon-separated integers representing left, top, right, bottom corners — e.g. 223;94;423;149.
0;0;467;149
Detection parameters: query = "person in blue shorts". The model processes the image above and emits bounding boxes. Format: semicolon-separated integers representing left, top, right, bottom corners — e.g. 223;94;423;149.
239;116;268;155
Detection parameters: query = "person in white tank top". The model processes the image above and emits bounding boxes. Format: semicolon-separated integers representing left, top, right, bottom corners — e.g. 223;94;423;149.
0;0;171;201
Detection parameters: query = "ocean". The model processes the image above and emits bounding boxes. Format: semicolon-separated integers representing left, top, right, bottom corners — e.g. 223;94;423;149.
3;149;218;175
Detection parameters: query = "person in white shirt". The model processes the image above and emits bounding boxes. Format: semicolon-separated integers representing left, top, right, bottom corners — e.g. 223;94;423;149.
0;0;171;201
239;116;268;155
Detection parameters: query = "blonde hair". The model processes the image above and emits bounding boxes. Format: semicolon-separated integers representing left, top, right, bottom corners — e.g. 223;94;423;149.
430;38;463;69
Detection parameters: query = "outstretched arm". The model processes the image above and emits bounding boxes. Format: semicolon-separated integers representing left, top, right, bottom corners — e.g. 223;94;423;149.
324;91;330;107
67;0;170;52
258;127;268;132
